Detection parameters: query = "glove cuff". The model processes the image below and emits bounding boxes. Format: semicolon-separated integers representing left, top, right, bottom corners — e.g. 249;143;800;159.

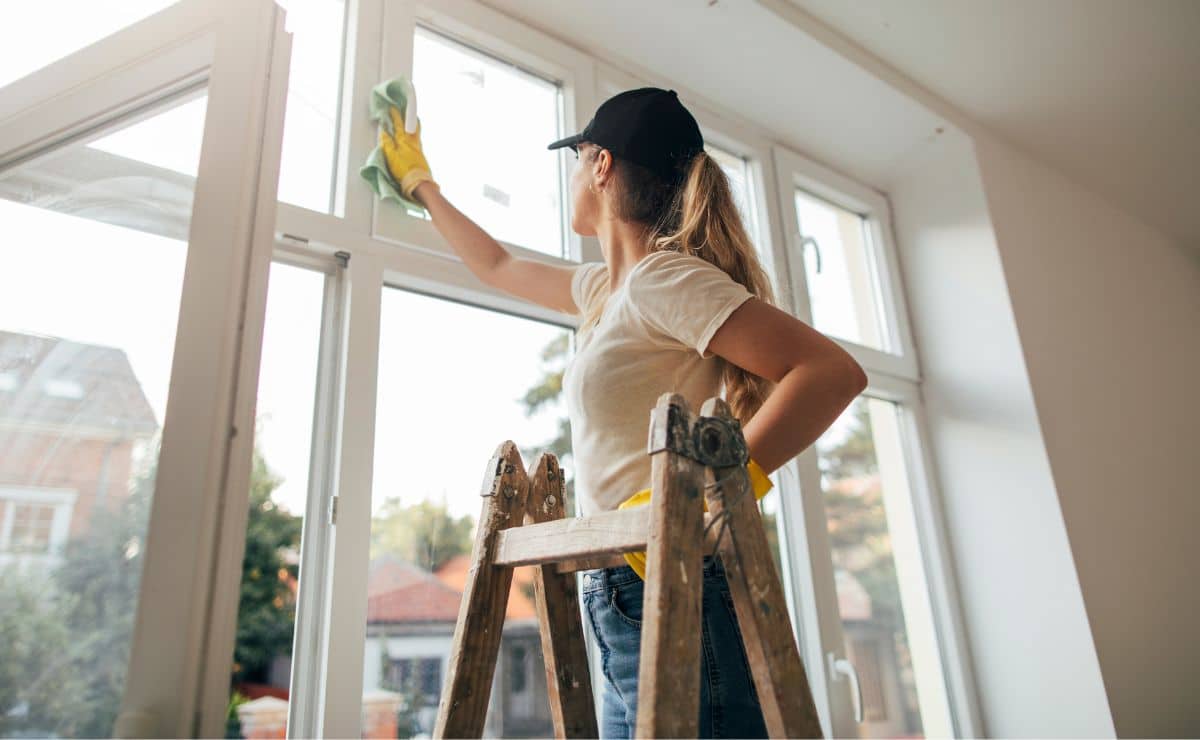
400;169;435;199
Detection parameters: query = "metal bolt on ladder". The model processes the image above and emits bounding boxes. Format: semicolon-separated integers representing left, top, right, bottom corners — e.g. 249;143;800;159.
432;392;823;738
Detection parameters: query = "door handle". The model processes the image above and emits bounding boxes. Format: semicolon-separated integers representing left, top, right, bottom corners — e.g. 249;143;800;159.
827;651;863;723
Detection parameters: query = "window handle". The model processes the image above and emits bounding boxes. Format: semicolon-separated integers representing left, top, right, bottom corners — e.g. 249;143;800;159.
799;234;823;274
827;651;863;723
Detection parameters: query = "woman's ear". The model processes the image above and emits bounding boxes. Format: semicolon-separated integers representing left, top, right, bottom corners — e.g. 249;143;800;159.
592;147;612;190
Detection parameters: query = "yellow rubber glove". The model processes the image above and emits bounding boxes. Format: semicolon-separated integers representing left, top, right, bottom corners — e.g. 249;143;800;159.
379;106;436;201
617;458;774;581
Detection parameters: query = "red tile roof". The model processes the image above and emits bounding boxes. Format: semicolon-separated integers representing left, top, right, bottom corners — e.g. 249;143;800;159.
433;553;539;620
367;579;464;623
365;554;541;624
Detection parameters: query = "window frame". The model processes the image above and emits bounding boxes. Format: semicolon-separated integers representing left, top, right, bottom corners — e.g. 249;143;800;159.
368;0;599;266
0;489;76;558
0;1;293;736
773;144;921;381
0;0;981;737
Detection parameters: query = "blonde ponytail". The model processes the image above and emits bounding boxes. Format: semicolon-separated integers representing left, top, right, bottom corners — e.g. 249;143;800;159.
577;146;778;427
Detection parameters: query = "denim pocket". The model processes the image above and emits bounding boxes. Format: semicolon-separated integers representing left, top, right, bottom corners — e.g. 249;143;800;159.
609;578;645;627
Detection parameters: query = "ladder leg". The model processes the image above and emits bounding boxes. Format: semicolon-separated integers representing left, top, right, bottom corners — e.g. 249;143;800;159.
526;453;598;738
700;398;824;738
434;441;528;738
635;393;707;739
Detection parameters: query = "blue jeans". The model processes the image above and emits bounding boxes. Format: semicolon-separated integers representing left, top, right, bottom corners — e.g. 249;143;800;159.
582;554;769;738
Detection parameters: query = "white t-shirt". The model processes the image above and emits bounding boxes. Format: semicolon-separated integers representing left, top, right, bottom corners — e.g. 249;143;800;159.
563;249;755;517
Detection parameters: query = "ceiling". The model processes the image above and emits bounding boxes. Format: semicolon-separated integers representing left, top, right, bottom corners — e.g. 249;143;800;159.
485;0;1199;254
781;0;1200;253
482;0;949;203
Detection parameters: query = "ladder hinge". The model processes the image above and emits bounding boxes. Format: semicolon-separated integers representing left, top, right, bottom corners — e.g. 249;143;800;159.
329;495;339;525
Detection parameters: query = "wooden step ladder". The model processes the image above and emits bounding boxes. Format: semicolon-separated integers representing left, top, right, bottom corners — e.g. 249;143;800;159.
432;392;823;739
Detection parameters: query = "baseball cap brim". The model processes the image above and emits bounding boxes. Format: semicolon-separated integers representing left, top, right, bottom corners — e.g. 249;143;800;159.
547;132;585;151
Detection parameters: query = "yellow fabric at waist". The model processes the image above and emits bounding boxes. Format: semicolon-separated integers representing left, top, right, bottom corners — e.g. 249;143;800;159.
615;457;774;581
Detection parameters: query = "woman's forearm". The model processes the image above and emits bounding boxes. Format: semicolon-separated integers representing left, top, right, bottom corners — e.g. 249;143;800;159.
413;181;508;283
743;361;866;476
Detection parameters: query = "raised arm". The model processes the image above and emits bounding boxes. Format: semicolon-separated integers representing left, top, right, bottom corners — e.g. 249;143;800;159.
414;181;578;315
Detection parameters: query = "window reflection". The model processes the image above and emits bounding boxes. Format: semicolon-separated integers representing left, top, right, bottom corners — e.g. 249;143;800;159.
363;287;573;737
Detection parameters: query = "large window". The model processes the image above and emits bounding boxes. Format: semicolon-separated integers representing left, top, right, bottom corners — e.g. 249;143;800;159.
2;2;972;737
226;262;325;738
361;286;571;738
794;189;890;352
0;91;205;738
409;26;567;257
815;396;952;737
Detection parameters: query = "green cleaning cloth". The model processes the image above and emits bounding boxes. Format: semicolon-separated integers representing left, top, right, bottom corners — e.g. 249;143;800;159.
359;75;427;218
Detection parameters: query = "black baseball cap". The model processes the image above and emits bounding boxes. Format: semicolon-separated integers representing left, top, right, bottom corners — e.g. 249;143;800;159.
547;87;704;182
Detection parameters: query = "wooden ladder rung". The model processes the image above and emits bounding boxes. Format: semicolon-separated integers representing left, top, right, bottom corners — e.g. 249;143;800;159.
493;507;726;569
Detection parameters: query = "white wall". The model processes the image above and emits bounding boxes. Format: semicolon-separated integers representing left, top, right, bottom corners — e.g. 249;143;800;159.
884;129;1114;737
972;134;1200;738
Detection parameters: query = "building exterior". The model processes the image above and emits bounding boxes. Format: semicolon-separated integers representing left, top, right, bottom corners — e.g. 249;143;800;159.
363;553;554;738
0;330;157;570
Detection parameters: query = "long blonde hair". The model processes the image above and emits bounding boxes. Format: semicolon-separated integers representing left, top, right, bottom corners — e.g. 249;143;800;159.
578;144;778;427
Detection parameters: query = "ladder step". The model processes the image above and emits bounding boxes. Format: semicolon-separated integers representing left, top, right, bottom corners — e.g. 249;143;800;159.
493;508;723;568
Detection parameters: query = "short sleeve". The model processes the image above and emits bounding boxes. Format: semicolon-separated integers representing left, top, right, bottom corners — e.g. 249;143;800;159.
626;251;755;359
570;261;608;316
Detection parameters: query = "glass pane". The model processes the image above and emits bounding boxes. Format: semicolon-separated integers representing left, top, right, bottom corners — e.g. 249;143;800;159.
277;0;346;213
363;288;572;738
227;263;324;738
815;397;952;737
794;189;890;352
0;0;179;89
412;26;565;258
89;95;208;176
0;92;205;737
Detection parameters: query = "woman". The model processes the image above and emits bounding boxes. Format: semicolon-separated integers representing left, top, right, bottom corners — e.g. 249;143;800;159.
382;86;867;738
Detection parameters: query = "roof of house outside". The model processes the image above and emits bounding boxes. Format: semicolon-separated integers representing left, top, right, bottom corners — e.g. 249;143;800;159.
365;553;540;624
0;330;157;435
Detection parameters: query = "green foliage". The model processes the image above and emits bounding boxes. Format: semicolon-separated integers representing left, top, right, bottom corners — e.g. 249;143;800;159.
0;435;301;738
225;689;251;739
518;331;576;515
0;568;81;736
370;497;474;572
232;449;301;684
0;445;154;738
819;401;905;628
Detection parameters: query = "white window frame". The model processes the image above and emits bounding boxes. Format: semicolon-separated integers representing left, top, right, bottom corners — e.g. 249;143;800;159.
1;0;981;737
0;0;292;736
773;144;921;381
0;488;77;558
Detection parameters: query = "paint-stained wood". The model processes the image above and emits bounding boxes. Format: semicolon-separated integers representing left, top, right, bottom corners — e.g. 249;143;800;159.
700;398;824;738
555;552;630;573
433;395;822;739
433;441;528;738
634;393;706;739
525;452;597;738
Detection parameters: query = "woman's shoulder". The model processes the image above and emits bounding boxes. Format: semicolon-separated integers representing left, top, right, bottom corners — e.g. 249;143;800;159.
628;249;733;291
